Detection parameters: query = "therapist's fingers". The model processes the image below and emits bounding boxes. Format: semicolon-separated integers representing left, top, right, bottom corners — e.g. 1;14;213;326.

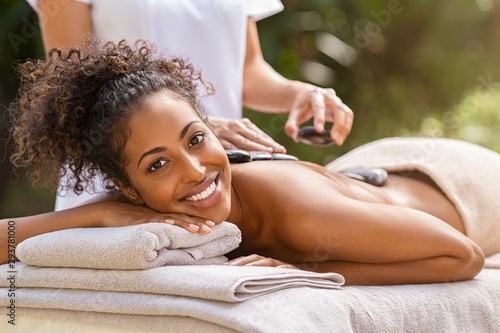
210;117;286;153
310;89;327;133
217;138;238;150
285;87;336;141
330;103;354;145
285;95;314;142
322;90;354;145
240;118;287;153
284;117;300;142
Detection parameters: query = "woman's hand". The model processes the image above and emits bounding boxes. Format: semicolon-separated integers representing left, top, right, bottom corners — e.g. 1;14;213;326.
96;200;216;234
222;254;298;269
208;116;286;153
284;84;354;146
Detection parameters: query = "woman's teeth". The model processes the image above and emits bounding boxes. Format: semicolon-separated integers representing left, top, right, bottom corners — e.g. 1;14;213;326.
185;181;216;202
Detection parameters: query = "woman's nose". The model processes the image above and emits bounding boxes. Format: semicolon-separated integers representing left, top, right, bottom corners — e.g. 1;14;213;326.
179;154;205;183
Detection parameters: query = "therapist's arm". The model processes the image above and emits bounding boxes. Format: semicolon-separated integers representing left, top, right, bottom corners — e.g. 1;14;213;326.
38;0;93;54
242;18;353;145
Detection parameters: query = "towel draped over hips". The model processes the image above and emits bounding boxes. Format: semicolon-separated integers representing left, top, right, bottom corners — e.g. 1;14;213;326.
326;137;500;263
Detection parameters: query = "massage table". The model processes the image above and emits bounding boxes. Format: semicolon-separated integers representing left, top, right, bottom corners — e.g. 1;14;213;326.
1;221;499;332
1;265;499;332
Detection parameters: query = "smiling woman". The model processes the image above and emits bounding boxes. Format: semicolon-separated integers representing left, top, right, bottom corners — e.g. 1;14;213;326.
115;90;232;224
3;40;498;286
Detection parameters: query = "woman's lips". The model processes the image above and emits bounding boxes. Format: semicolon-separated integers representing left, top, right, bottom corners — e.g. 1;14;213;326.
182;174;222;209
185;180;216;202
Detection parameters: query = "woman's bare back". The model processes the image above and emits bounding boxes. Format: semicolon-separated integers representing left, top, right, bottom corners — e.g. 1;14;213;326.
313;163;465;233
227;160;465;261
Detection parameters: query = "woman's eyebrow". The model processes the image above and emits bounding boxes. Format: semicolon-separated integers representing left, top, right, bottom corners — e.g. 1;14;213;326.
137;146;166;167
137;120;202;167
180;120;201;140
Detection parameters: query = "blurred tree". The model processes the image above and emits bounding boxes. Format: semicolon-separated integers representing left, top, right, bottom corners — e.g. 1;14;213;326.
416;84;500;151
0;0;53;217
253;0;500;164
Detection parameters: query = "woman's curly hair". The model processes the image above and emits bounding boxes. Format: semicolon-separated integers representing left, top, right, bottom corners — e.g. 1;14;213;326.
9;39;213;194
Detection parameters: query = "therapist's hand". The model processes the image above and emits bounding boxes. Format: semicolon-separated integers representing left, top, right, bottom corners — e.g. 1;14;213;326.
284;84;354;146
209;116;286;153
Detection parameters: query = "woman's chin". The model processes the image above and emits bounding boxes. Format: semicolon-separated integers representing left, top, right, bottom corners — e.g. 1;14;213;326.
207;203;232;224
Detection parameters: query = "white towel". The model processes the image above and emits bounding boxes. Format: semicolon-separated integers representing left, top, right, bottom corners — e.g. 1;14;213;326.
0;262;344;302
15;222;241;269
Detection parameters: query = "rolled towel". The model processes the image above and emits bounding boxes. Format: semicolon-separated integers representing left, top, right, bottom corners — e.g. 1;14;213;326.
16;222;241;270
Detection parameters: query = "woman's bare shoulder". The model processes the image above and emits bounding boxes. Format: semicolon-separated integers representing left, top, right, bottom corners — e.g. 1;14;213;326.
230;160;343;186
229;160;346;202
229;160;395;208
230;160;324;180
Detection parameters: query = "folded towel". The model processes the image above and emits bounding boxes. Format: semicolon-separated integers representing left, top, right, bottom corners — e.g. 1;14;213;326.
0;262;344;302
15;222;241;269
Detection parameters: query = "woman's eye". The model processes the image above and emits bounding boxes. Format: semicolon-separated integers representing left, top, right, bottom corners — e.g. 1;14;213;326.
189;133;205;148
148;159;167;172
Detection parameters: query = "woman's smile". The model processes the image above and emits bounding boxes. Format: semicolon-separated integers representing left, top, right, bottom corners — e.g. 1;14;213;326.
182;174;223;209
185;180;216;202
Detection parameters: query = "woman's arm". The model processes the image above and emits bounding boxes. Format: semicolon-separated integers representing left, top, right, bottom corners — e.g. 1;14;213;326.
0;197;218;265
295;247;484;285
226;162;485;285
37;0;93;54
242;18;354;145
224;202;484;285
289;190;485;285
224;240;483;285
0;201;100;265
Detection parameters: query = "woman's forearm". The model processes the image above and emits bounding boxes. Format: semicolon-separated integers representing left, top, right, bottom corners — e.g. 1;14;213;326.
297;243;485;286
0;203;103;265
0;197;223;265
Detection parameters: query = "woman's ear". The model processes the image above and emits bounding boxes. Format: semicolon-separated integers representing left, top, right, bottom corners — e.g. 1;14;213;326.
112;178;144;205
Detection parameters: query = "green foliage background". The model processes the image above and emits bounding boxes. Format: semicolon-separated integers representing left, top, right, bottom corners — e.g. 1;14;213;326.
1;0;499;217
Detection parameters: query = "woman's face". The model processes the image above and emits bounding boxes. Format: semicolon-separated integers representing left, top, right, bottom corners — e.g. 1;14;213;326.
117;90;232;223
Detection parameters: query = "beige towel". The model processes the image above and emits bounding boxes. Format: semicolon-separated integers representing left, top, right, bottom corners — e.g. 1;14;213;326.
327;137;500;267
16;222;241;269
0;262;344;302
